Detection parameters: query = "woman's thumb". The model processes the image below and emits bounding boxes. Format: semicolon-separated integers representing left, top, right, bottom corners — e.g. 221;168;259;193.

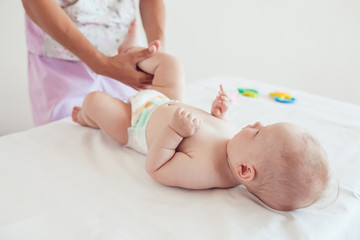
132;47;154;62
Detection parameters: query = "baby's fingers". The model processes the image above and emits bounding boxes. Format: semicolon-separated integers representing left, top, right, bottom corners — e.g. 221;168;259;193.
218;95;231;105
221;99;231;110
218;96;230;112
218;84;230;98
220;84;225;93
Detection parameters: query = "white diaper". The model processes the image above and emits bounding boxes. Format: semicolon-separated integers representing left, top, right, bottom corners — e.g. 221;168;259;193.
125;89;173;154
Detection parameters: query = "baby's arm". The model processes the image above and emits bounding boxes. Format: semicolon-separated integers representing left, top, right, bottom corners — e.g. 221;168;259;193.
211;84;231;120
145;107;201;173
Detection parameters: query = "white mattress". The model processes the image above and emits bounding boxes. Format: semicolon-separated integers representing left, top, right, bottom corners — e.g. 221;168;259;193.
1;76;360;239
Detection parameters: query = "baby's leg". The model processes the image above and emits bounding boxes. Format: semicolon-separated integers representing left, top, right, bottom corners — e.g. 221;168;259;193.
117;20;139;53
146;107;201;173
142;49;186;101
72;91;131;145
117;21;185;100
123;43;185;101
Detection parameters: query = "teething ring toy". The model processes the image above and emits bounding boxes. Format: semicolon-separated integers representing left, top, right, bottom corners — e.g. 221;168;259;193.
238;88;259;98
274;96;296;103
270;92;296;103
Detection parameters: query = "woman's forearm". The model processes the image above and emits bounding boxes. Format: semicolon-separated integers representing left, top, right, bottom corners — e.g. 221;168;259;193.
139;0;166;46
22;0;105;71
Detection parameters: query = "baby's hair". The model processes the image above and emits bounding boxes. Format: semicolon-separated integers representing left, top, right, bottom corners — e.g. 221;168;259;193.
248;131;329;211
312;174;339;209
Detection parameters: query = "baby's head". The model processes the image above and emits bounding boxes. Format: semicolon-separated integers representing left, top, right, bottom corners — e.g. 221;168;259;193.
227;122;329;211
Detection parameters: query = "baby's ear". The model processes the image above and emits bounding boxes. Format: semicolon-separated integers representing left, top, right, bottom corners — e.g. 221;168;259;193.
236;164;255;181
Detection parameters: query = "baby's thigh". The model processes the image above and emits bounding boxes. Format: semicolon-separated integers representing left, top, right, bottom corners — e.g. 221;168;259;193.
137;51;170;75
133;49;186;100
84;92;132;144
150;53;186;100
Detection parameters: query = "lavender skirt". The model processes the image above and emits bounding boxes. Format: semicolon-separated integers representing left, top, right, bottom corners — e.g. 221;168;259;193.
28;53;136;126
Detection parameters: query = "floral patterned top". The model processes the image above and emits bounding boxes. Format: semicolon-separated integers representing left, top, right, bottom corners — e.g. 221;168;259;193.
26;0;135;61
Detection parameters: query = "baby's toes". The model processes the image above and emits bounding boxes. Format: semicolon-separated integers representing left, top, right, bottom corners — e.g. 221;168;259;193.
72;107;81;122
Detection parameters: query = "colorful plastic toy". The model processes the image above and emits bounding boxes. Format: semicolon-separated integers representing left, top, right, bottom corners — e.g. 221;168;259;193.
274;96;296;103
269;92;296;103
238;88;259;98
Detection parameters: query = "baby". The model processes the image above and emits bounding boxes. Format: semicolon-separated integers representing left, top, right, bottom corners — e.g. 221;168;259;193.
72;23;329;211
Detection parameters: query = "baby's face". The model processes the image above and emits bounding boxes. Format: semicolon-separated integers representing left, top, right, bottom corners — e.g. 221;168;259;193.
228;122;327;210
227;122;299;164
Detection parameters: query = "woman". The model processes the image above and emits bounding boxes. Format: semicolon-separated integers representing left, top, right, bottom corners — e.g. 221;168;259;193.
22;0;166;126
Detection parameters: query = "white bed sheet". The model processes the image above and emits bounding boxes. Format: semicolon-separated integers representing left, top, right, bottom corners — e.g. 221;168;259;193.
1;75;360;240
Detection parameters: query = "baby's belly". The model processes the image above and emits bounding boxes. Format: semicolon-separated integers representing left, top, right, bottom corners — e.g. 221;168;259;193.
146;102;236;189
145;102;183;147
146;101;234;154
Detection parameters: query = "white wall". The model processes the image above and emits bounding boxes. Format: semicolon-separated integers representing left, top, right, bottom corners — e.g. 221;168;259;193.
164;0;360;103
0;1;32;135
1;0;359;135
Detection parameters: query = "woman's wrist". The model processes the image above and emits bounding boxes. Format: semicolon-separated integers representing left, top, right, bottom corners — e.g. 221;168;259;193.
83;50;109;75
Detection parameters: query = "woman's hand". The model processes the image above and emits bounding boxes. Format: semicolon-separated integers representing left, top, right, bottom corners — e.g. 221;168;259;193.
95;48;155;90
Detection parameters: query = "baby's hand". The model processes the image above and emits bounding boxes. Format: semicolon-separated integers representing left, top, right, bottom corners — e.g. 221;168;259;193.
171;107;202;137
211;84;230;119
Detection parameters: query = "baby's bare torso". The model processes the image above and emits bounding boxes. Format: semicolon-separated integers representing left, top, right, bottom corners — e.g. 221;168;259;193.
146;102;237;189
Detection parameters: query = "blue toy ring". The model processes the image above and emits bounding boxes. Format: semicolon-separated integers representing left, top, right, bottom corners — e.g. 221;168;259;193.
275;96;296;103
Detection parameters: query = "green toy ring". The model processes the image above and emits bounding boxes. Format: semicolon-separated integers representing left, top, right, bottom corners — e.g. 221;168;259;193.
238;88;259;98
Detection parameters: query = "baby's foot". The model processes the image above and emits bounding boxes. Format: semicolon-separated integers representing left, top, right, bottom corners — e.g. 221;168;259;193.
124;39;160;57
118;20;139;53
148;40;160;54
170;107;202;137
72;106;87;126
